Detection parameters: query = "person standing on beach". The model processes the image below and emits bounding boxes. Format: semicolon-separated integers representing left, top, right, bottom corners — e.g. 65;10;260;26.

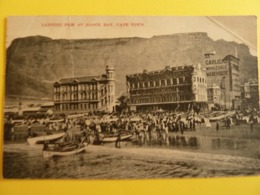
226;117;231;129
216;121;219;132
249;114;254;131
156;120;162;141
11;125;15;141
115;129;121;148
27;123;32;137
193;119;196;131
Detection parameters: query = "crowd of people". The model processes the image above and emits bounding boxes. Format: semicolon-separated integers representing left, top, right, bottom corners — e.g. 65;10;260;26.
61;111;203;145
4;108;260;145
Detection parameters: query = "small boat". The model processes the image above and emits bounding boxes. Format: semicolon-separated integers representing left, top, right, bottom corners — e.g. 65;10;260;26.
102;134;132;143
27;132;65;145
43;142;88;158
208;111;235;122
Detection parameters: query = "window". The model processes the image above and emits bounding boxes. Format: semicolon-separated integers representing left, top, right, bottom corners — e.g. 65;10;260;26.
150;81;154;87
73;93;78;100
167;79;171;85
155;80;160;86
161;80;165;86
179;78;183;84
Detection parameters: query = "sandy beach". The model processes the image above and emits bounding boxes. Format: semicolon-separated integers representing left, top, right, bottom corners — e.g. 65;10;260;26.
4;123;260;179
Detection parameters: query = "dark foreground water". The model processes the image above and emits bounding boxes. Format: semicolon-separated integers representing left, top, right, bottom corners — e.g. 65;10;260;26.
3;129;260;179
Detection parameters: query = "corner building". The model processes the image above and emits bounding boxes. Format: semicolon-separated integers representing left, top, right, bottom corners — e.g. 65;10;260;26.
53;66;115;113
126;65;207;111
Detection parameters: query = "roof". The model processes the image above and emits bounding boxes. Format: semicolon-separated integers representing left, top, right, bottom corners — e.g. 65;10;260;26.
41;102;54;107
126;65;194;78
56;74;108;84
4;107;41;113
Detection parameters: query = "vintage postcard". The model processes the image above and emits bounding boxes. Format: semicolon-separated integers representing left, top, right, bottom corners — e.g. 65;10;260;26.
3;16;259;179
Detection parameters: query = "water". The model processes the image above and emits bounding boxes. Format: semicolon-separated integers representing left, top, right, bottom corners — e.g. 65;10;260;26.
3;130;260;179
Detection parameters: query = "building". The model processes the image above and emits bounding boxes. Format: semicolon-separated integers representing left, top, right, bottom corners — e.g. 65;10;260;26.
40;102;54;115
204;54;240;109
241;80;259;110
207;83;224;110
126;64;207;112
53;66;115;113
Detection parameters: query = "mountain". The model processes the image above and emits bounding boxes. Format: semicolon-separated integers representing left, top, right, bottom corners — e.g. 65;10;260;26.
5;32;258;99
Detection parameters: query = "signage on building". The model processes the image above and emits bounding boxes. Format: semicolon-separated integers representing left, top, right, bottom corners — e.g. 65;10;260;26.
205;59;228;77
205;59;228;65
207;71;228;76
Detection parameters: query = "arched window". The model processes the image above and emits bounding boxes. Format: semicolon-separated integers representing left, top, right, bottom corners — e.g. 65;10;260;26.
81;91;86;100
63;92;67;101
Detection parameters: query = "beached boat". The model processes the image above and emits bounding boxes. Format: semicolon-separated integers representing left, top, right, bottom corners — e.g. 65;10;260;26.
27;132;65;145
208;111;235;122
43;142;88;158
102;134;132;143
208;115;226;122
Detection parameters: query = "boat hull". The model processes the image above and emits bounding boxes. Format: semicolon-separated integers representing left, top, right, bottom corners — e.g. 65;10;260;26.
102;134;132;143
27;132;65;145
43;145;88;158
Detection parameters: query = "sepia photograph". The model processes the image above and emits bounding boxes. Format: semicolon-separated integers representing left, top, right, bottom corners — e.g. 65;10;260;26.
3;16;260;179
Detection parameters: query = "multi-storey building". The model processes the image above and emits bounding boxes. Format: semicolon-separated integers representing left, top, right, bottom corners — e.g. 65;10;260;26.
53;66;115;113
204;54;240;109
207;83;224;110
126;65;207;111
241;80;259;110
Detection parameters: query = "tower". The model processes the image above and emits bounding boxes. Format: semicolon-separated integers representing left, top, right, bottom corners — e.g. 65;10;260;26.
106;65;115;112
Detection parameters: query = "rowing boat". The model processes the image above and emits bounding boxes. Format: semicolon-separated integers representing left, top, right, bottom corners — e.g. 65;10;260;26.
43;142;88;158
27;132;65;145
102;134;132;143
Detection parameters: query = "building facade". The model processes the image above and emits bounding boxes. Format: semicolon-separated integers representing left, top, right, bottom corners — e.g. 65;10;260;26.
204;54;240;109
126;65;207;111
241;80;259;110
53;66;115;113
207;83;224;110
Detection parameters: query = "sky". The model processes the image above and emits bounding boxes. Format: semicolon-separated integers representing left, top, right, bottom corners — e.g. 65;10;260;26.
6;16;257;56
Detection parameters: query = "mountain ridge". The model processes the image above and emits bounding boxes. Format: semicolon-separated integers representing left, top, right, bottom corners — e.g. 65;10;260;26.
6;32;258;99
